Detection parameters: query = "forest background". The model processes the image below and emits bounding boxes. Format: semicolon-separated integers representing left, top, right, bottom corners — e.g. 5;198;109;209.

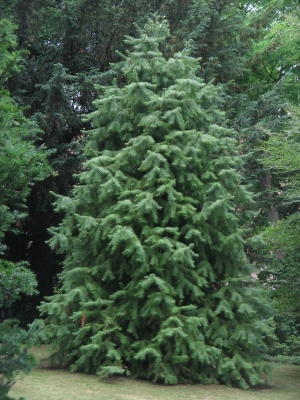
1;0;300;394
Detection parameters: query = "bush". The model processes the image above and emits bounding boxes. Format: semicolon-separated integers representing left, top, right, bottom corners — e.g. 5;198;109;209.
0;319;39;399
263;313;300;365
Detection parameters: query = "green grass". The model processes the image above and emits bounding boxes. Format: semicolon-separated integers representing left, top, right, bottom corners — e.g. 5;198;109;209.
10;346;300;400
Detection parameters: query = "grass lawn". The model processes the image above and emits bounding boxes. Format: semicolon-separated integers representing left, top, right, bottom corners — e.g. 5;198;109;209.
10;346;300;400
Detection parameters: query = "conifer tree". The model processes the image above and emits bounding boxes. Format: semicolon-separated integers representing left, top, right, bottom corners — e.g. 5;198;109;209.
40;16;271;388
1;0;260;309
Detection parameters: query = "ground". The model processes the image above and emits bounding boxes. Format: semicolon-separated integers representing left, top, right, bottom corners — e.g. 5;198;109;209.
10;346;300;400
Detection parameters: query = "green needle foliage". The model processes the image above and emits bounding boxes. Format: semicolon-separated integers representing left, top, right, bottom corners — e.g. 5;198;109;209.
40;16;271;388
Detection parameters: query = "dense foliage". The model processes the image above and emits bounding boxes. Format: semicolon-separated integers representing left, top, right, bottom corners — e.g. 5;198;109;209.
0;0;257;300
40;17;271;388
1;0;300;389
0;18;49;400
0;318;39;400
0;19;50;254
252;1;300;317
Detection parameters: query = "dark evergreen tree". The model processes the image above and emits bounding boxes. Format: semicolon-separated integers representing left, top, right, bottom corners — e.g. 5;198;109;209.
40;17;271;388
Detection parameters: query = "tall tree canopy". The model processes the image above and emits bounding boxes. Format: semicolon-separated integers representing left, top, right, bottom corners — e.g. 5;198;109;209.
40;17;271;388
0;18;49;400
246;1;300;317
0;18;50;254
0;1;256;301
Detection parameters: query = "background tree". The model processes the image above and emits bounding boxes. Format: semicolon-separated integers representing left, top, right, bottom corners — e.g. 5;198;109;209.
0;18;50;254
249;0;300;313
0;0;258;305
241;0;300;360
40;17;271;388
0;20;50;399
